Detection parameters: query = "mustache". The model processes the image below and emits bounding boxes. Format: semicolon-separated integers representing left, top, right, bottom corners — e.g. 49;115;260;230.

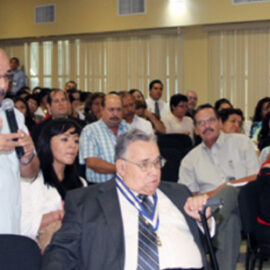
203;127;214;134
110;116;120;121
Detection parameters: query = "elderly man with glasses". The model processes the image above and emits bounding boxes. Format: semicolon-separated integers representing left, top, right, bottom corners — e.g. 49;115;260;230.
42;128;214;270
178;104;259;270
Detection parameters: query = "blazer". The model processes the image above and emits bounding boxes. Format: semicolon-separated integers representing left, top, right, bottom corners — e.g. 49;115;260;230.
41;179;208;270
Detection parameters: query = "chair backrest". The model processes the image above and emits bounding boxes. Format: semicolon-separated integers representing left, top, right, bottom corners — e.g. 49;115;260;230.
157;134;193;182
157;133;192;152
238;180;259;235
0;234;41;270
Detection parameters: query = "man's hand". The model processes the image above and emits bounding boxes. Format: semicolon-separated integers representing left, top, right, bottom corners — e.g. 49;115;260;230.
17;129;35;163
0;118;22;151
184;194;211;222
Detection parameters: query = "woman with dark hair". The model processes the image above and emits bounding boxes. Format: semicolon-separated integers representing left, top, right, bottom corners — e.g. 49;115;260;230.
13;96;37;133
84;92;105;124
258;112;270;151
214;98;233;112
250;97;270;139
21;118;86;252
129;88;145;102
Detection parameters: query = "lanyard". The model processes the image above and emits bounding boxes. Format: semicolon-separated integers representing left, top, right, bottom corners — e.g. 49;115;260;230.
116;174;159;231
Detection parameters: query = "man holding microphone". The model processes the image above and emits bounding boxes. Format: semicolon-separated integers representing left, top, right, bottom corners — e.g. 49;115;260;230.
0;48;39;234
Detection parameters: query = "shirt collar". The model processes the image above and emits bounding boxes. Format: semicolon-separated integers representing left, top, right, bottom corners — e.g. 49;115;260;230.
201;131;224;150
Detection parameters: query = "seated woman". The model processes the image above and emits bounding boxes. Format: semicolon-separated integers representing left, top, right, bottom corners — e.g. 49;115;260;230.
218;108;244;134
162;94;194;141
84;92;105;124
214;98;233;112
250;97;270;139
13;96;37;134
258;112;270;151
21;118;87;252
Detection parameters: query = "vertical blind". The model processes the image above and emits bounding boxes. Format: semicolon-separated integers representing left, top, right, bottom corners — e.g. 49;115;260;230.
208;26;270;118
0;30;183;102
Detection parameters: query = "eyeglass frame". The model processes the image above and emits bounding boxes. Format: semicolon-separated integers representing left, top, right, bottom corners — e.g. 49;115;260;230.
121;155;164;172
195;117;217;128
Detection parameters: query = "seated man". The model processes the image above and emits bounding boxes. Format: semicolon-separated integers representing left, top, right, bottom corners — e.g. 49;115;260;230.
179;104;259;270
79;93;129;183
42;129;213;270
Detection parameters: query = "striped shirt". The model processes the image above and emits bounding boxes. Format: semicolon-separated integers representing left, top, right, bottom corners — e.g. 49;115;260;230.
79;119;129;183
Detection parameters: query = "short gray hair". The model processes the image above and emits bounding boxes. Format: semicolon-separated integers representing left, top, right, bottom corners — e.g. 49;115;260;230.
115;129;155;161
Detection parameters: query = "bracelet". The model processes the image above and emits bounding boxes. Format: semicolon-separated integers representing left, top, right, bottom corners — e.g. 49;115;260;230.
20;152;35;166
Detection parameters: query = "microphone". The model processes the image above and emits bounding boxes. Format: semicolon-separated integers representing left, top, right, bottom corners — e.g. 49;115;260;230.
2;98;25;159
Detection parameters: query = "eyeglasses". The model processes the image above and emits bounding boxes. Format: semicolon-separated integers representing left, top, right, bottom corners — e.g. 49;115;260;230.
122;156;163;172
196;117;217;127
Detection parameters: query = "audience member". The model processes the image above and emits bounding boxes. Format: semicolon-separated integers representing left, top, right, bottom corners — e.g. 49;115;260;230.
64;80;77;91
179;104;259;270
0;49;39;233
163;94;194;141
21;118;86;252
258;111;270;151
25;94;43;122
129;88;145;102
16;86;30;99
130;89;166;134
250;97;270;139
67;89;85;120
8;57;27;95
218;108;244;134
145;79;169;121
84;92;104;124
13;96;37;133
42;129;212;270
120;91;153;134
214;98;233;112
79;94;129;184
186;90;198;118
35;88;51;119
31;89;85;147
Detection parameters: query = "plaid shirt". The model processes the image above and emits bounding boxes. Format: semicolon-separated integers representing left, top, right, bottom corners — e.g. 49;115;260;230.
79;119;129;183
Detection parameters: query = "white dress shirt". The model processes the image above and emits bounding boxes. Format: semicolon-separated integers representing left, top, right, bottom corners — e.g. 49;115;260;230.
117;188;203;270
145;97;169;121
130;115;154;135
179;132;259;193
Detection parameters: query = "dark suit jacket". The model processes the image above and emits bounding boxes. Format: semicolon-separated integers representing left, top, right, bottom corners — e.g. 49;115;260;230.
41;179;208;270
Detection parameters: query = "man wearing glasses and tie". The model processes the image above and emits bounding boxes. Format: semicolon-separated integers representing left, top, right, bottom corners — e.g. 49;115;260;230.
42;129;213;270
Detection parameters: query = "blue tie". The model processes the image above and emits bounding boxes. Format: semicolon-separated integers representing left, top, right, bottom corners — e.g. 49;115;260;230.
137;195;159;270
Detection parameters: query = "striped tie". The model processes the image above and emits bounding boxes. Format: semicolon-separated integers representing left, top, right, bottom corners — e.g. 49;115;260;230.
137;195;159;270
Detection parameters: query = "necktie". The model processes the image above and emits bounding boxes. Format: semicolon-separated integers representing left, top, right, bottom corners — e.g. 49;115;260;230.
137;195;159;270
155;101;160;120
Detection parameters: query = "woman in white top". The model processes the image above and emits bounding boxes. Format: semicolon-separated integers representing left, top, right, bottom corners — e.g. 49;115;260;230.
21;118;86;251
163;94;194;142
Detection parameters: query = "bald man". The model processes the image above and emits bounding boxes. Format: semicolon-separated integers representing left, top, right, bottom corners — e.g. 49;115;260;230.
79;94;129;184
0;49;39;233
